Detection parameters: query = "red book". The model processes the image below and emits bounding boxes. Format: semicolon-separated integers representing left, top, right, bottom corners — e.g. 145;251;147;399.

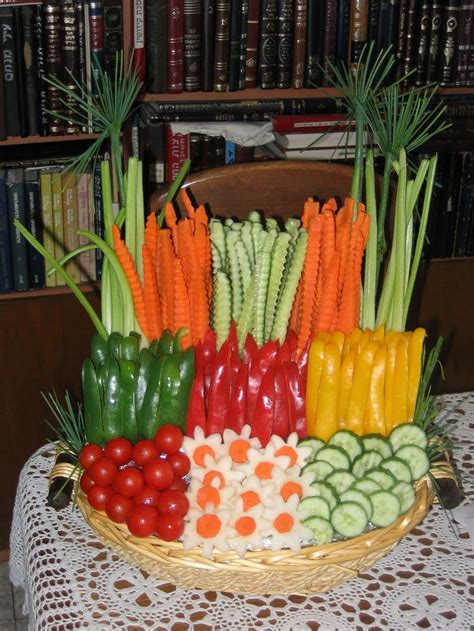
168;0;184;92
165;124;189;183
271;114;351;134
133;0;146;82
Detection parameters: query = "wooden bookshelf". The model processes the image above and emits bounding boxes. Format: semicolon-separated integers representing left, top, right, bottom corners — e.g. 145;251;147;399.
0;133;99;147
0;283;100;302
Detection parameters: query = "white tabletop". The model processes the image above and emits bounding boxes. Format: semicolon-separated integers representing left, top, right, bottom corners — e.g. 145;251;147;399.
9;392;474;631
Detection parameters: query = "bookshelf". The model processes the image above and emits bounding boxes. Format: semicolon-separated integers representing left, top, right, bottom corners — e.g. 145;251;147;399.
0;133;100;147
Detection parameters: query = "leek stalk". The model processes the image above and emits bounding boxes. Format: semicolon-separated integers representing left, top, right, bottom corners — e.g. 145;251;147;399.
361;150;377;329
391;149;408;331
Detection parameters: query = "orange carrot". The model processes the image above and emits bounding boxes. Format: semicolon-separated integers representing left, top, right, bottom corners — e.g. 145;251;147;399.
173;258;192;348
142;242;163;340
144;212;158;265
336;198;354;227
180;187;196;221
156;229;176;330
297;214;323;350
321;208;336;276
352;220;370;324
314;250;341;333
196;514;222;538
196;485;220;510
289;278;304;334
164;202;179;254
301;198;319;229
112;224;150;339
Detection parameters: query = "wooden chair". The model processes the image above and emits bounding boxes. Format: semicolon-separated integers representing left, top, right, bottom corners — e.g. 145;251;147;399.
149;160;356;219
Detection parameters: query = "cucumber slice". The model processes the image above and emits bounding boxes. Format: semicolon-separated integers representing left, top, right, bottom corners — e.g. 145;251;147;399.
394;445;430;481
331;501;369;538
298;495;331;521
310;481;339;510
303;516;334;545
370;491;401;527
352;478;382;496
380;456;413;483
302;460;334;481
366;467;397;490
315;445;351;471
328;430;363;463
352;451;383;478
299;437;325;461
325;470;356;495
391;481;417;513
340;489;372;520
389;423;428;452
362;434;393;459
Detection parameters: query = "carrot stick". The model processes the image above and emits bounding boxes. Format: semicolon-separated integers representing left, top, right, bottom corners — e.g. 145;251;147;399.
173;258;192;348
180;187;196;220
142;242;163;340
314;250;341;333
144;212;158;265
289;279;303;334
112;224;150;339
336;198;354;227
164;202;179;255
301;198;319;229
321;208;336;276
156;229;176;330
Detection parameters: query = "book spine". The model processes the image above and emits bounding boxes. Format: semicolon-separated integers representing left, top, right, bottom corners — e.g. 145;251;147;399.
202;0;216;91
76;1;87;93
259;0;278;88
12;8;28;137
200;134;214;169
44;1;64;134
103;0;122;74
402;0;418;84
305;0;324;87
228;0;243;90
61;172;80;283
6;168;29;292
238;0;249;89
425;2;443;83
21;6;40;137
276;0;293;89
0;56;5;140
271;113;351;132
375;0;390;53
165;124;189;183
349;0;369;71
76;171;94;282
214;135;226;166
439;0;461;86
60;0;80;134
189;132;203;171
452;151;468;255
133;0;146;82
225;140;236;163
0;170;13;293
51;171;65;286
146;0;167;93
368;0;379;43
86;171;96;279
89;0;105;97
335;0;350;70
322;0;337;85
468;22;474;85
93;163;103;279
245;0;260;88
183;0;201;90
145;119;166;192
292;0;307;88
39;172;56;287
396;0;408;77
465;154;474;255
414;1;431;85
34;5;48;136
167;0;184;93
387;0;401;60
455;3;473;86
213;0;230;90
24;170;45;289
0;7;20;136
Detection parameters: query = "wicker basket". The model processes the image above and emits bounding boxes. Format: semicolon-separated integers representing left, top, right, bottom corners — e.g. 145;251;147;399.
76;477;434;595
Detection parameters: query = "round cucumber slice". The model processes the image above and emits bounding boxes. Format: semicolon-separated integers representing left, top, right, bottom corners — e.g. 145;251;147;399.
325;470;356;495
389;423;428;452
303;516;334;545
380;456;413;483
331;501;368;538
340;489;372;520
298;495;331;521
362;434;393;459
351;478;382;496
366;467;397;490
394;445;430;481
310;481;339;510
391;481;417;513
328;430;363;463
352;450;383;478
302;460;334;481
298;437;325;461
370;491;401;527
315;445;351;471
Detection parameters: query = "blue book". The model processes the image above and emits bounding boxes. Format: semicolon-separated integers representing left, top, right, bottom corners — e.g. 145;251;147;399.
24;169;45;289
6;168;29;291
225;141;236;164
0;169;13;293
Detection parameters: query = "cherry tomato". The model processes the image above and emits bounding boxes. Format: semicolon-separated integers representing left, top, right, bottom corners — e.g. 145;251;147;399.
134;486;161;507
168;478;188;493
132;439;159;467
166;451;190;477
127;505;158;538
87;485;114;511
79;443;103;470
104;438;133;466
157;490;189;517
154;424;183;455
155;512;185;542
143;459;174;491
89;456;118;486
105;494;134;524
80;471;94;493
114;466;145;498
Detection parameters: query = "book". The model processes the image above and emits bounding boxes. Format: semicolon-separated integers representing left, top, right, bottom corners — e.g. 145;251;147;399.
144;116;166;199
146;0;167;93
336;0;350;71
24;169;45;289
61;172;81;283
415;1;431;85
6;168;29;291
200;134;214;169
167;0;184;93
76;170;95;282
276;0;293;89
214;135;226;165
271;113;350;132
305;0;324;87
455;2;473;86
228;0;242;91
322;0;337;85
21;5;40;137
0;169;13;293
375;0;391;53
39;171;56;287
0;53;5;140
368;0;379;44
103;0;122;73
396;0;408;78
189;132;202;171
183;0;201;90
453;152;473;256
86;171;96;277
51;170;65;285
202;0;215;91
245;0;260;88
349;0;369;71
0;7;22;137
259;0;277;89
292;0;307;88
214;0;231;91
34;3;48;136
165;124;189;182
43;1;64;135
238;0;249;89
387;0;401;70
60;0;80;134
402;0;418;84
439;0;462;86
280;146;356;160
274;129;358;149
89;1;105;97
133;0;146;82
425;1;444;83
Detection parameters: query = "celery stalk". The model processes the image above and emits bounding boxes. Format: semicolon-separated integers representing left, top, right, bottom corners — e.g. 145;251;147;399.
391;149;408;331
350;114;366;220
376;236;396;328
362;150;377;330
135;162;145;284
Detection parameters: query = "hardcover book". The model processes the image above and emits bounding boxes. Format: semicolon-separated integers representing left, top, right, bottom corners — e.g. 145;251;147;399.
21;5;40;137
0;7;22;136
455;2;473;86
51;170;65;286
146;0;167;93
0;169;12;293
425;1;443;83
103;0;122;73
168;0;184;93
0;54;5;140
60;0;80;134
402;0;418;84
39;171;56;287
77;171;95;282
414;1;431;85
335;0;350;71
165;124;189;182
34;3;48;136
183;0;201;91
43;0;64;134
305;0;324;87
228;0;243;91
202;0;215;91
213;0;231;91
133;0;146;82
24;169;45;289
439;0;461;86
276;0;293;89
6;168;29;291
292;0;307;88
238;0;249;89
454;152;473;256
93;162;104;279
259;0;277;89
61;172;81;283
349;0;369;71
245;0;260;88
322;0;337;85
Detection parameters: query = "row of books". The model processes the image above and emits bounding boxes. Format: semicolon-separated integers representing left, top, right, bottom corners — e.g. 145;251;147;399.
142;0;474;94
0;163;104;293
0;1;123;140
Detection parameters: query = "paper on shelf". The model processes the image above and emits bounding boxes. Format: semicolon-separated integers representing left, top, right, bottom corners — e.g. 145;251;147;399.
168;121;275;147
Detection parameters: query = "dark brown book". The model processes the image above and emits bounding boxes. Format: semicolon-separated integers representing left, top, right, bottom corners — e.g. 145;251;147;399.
396;0;408;77
213;0;231;90
214;135;226;166
305;0;324;87
60;1;80;134
189;132;203;171
238;0;249;89
88;1;105;96
0;55;5;140
455;2;473;86
103;0;123;74
292;0;307;87
245;0;260;88
202;0;216;91
44;0;64;135
425;2;443;83
368;0;379;42
322;0;337;85
21;6;40;136
33;4;48;136
414;1;431;85
201;134;214;169
402;0;418;85
336;0;350;70
146;0;167;93
349;0;369;71
229;0;243;90
439;0;461;86
276;0;293;88
183;0;201;90
75;2;87;103
259;0;278;88
167;0;184;93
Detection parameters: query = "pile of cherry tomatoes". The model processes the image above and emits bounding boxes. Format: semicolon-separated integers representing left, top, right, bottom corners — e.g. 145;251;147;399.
79;425;190;541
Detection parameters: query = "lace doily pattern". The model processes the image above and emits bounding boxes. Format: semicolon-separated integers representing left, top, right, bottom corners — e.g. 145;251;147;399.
9;393;474;630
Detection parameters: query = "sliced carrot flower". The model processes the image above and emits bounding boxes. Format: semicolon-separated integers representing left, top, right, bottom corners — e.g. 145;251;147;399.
274;512;294;534
229;439;251;463
203;470;225;489
235;516;256;537
255;461;274;480
196;514;222;539
196;485;220;510
240;490;260;512
280;481;303;501
275;446;298;466
193;445;215;467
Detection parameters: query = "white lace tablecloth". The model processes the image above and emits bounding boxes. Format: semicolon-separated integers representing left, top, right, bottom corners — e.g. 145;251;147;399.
9;393;474;631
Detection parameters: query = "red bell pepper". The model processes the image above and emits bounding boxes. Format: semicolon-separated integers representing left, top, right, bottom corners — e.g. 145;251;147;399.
185;342;206;437
243;333;258;365
297;337;311;390
246;339;279;421
202;329;217;402
273;362;289;438
277;339;291;364
283;360;307;439
227;363;248;434
286;330;298;361
228;320;239;354
251;365;276;447
206;341;231;435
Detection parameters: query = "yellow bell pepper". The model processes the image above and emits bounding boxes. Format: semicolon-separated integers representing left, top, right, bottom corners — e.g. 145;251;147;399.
312;342;340;440
392;336;409;428
357;330;371;354
316;331;332;343
346;328;363;355
365;345;387;435
384;333;399;434
306;339;326;432
407;327;426;421
338;349;356;430
371;324;385;344
331;331;345;356
346;340;379;435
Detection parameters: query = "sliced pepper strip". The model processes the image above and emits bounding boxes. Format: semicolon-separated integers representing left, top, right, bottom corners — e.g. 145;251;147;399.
365;344;387;435
185;342;206;437
392;335;409;429
251;365;276;447
227;363;248;435
346;340;379;435
207;341;231;435
283;360;307;439
305;339;325;433
312;342;340;441
407;327;426;421
273;362;289;438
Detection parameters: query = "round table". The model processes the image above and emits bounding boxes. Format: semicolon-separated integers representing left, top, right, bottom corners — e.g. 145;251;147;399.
9;392;474;630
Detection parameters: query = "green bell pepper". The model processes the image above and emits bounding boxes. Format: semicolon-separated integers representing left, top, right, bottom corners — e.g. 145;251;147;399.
82;358;103;444
102;356;122;441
